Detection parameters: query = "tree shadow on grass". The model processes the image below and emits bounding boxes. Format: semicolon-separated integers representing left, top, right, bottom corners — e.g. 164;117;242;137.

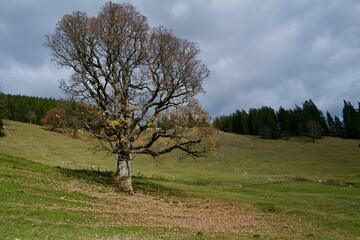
56;167;185;197
133;175;186;197
56;167;114;186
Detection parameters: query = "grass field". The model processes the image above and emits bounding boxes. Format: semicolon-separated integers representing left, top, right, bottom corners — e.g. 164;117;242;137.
0;120;359;239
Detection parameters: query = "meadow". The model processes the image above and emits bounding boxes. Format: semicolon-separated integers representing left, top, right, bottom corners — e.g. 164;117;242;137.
0;120;359;239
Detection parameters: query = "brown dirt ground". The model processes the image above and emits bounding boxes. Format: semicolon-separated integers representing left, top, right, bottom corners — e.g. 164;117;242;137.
41;179;311;238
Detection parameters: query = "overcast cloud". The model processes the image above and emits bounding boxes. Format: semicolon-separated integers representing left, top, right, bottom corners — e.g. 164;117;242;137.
1;0;360;117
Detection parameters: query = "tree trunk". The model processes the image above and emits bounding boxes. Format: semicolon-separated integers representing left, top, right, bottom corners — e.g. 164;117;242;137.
115;152;134;194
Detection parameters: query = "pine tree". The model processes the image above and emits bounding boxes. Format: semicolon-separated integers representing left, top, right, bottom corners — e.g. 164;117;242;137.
240;110;250;135
326;112;335;136
291;106;304;136
277;106;291;137
342;100;360;138
248;107;280;139
301;99;328;138
232;110;242;134
0;92;5;137
248;108;259;135
334;116;344;137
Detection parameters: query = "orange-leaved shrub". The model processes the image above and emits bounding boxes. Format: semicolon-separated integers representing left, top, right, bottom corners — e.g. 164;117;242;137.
40;107;66;132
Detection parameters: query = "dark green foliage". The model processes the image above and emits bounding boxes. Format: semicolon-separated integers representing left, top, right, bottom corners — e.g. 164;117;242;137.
214;100;327;139
342;100;360;139
334;116;345;137
277;106;291;137
288;99;329;140
249;107;280;139
0;93;4;137
213;115;233;133
214;106;280;139
231;110;242;134
327;112;344;137
326;112;335;136
0;93;60;125
289;106;302;135
0;119;4;137
0;94;87;136
213;99;360;140
279;100;328;138
0;116;4;137
301;99;329;136
213;110;250;134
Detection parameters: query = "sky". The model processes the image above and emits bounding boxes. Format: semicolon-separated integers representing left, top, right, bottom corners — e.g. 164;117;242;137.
1;0;360;117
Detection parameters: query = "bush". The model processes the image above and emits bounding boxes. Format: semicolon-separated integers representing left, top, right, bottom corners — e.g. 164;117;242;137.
40;107;66;132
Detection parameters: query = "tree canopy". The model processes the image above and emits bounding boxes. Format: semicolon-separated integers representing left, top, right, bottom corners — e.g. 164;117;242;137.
45;2;212;193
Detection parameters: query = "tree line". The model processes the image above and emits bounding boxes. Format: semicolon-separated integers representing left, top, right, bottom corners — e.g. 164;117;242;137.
0;94;4;137
213;99;360;140
1;94;359;141
0;93;59;125
0;93;85;137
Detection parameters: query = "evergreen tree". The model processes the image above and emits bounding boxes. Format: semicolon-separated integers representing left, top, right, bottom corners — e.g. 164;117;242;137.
301;99;328;137
0;104;4;137
213;99;359;140
334;116;344;137
291;106;304;136
0;91;5;137
258;106;281;139
213;116;220;129
248;108;259;135
223;115;234;133
277;106;291;137
0;94;59;125
213;115;233;133
326;112;335;136
240;110;250;135
342;100;360;138
232;110;242;134
248;107;280;139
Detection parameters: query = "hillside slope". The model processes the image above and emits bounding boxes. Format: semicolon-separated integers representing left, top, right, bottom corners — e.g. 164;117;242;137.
0;120;359;239
1;120;359;185
0;120;115;170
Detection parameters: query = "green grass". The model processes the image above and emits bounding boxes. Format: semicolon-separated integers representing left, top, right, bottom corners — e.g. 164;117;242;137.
0;154;203;240
0;154;113;239
134;133;360;185
1;120;360;239
0;120;116;170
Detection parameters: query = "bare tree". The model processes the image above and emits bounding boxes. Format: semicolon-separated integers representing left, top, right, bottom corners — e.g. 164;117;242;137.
306;120;322;142
45;2;211;193
26;110;37;124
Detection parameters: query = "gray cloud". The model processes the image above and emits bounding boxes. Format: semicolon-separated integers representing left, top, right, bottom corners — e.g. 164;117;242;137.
1;0;359;117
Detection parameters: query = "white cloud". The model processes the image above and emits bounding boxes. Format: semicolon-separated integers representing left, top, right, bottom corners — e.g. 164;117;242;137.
0;62;66;98
0;0;360;117
170;2;189;18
